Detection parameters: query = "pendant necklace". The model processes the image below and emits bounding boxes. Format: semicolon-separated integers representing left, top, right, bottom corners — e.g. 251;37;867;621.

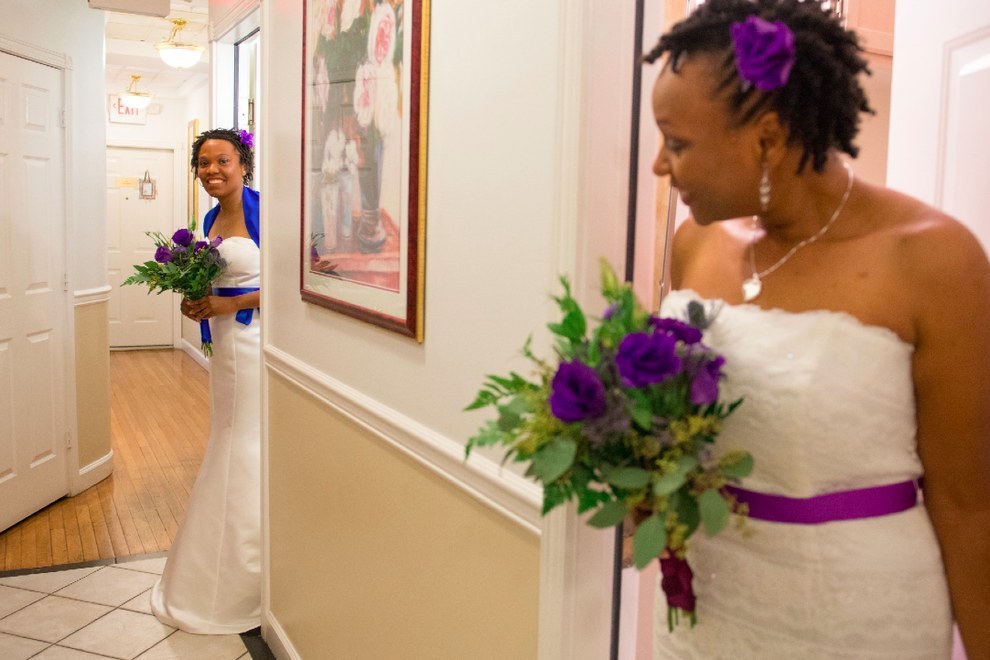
742;162;854;303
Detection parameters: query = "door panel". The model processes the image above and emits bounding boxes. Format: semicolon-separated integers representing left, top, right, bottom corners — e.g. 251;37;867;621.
106;147;175;348
0;50;68;533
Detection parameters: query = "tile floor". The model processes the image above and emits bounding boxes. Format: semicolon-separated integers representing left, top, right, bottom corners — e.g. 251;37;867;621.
0;555;269;660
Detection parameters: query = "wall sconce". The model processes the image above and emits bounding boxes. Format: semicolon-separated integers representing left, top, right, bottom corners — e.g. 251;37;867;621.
120;75;152;109
155;18;204;69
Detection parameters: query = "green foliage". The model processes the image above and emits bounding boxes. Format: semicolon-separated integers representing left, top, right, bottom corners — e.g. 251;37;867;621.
121;231;225;300
464;258;752;577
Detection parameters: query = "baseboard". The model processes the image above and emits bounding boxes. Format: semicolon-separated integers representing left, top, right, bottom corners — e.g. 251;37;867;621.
180;338;210;371
263;612;301;660
69;449;113;496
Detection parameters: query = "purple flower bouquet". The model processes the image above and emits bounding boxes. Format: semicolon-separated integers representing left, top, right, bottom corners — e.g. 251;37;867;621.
122;229;226;356
465;260;752;629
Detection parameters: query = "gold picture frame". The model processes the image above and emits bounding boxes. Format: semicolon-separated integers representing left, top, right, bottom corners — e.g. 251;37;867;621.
187;119;200;230
300;0;429;342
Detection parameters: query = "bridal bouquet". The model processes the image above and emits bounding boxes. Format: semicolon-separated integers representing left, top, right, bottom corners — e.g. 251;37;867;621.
465;260;751;629
122;228;226;356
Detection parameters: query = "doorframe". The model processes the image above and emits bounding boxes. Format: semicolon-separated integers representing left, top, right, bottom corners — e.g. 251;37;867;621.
106;140;185;350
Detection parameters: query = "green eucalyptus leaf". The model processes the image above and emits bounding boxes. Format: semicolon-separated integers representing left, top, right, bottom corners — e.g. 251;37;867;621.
676;455;699;474
633;515;667;569
672;490;700;538
587;500;628;529
653;471;686;496
606;466;651;490
529;437;577;483
720;452;754;478
698;488;730;536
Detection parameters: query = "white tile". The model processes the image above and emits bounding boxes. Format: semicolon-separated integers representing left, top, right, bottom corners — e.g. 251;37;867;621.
0;631;50;660
120;589;153;615
0;584;46;619
115;557;167;576
31;645;117;659
56;567;159;607
60;609;174;659
0;567;102;594
0;596;112;643
135;630;247;659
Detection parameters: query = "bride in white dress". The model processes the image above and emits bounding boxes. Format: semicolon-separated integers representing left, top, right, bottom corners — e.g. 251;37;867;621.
151;129;262;634
643;2;990;657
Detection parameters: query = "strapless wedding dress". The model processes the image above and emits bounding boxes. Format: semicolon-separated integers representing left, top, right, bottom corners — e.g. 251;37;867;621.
150;237;261;634
653;289;952;659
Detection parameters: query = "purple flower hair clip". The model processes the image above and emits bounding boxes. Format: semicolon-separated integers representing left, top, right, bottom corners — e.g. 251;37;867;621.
238;129;254;150
730;16;796;92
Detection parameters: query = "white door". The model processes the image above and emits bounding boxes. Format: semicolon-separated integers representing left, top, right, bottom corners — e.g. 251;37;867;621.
887;2;990;245
106;147;175;348
0;51;69;532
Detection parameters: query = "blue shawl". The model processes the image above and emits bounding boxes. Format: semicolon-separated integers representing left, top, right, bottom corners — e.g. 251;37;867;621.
203;186;260;246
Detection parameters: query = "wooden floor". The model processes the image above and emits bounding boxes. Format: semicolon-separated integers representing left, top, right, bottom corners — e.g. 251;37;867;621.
0;349;209;571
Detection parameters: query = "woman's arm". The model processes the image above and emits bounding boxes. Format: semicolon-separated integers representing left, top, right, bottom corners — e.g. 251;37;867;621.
909;217;990;658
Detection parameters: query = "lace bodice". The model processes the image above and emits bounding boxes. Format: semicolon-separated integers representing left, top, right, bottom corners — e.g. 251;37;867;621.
652;290;951;660
661;289;922;498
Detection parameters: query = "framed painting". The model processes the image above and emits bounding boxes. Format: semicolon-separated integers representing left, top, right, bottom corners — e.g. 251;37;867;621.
301;0;429;341
187;119;200;230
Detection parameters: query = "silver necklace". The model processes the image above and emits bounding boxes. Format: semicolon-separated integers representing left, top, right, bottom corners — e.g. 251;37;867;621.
742;162;854;303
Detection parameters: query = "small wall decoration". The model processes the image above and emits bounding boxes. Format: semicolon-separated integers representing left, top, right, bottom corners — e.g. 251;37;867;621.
139;170;157;200
300;0;429;341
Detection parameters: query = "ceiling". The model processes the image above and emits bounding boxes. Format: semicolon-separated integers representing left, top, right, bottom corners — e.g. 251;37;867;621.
102;0;210;100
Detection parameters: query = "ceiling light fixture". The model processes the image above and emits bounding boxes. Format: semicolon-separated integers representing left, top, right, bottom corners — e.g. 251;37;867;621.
119;75;152;109
155;18;204;69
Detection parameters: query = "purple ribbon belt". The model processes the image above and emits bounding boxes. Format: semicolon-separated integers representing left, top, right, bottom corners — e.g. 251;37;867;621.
724;479;920;524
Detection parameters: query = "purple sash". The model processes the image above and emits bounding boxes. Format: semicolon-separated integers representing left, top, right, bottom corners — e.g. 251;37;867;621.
724;480;920;525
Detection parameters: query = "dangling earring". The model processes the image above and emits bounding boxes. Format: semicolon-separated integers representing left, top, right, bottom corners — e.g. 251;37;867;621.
759;163;771;213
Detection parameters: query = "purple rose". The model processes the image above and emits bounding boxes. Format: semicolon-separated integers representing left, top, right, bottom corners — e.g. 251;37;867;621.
171;228;194;247
650;317;702;345
194;240;208;252
171;246;187;258
210;236;223;247
690;355;725;405
549;361;607;423
615;332;682;388
239;129;254;150
730;16;796;92
154;246;172;263
660;553;696;613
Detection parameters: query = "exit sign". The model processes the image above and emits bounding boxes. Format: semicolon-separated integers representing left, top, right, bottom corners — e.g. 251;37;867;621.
108;95;147;125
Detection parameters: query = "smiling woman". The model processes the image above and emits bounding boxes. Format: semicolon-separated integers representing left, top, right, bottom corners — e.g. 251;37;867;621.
149;127;265;635
639;1;990;658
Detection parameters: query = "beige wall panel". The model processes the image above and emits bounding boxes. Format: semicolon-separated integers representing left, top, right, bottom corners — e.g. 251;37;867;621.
267;373;540;660
74;301;111;468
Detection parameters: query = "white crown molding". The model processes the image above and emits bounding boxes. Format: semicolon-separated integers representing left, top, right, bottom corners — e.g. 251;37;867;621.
211;0;260;43
0;34;72;70
263;346;543;534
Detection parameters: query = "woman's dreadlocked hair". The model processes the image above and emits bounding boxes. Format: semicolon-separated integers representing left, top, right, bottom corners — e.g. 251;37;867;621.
644;0;873;173
191;128;255;183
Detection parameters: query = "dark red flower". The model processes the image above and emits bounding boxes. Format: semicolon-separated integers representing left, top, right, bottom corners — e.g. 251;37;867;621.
660;553;696;613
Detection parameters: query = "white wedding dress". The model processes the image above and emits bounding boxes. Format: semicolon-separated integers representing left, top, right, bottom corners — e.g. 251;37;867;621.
150;237;262;634
653;289;953;659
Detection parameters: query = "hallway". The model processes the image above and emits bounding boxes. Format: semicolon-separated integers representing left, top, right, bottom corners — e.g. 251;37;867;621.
0;350;209;571
0;350;273;658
